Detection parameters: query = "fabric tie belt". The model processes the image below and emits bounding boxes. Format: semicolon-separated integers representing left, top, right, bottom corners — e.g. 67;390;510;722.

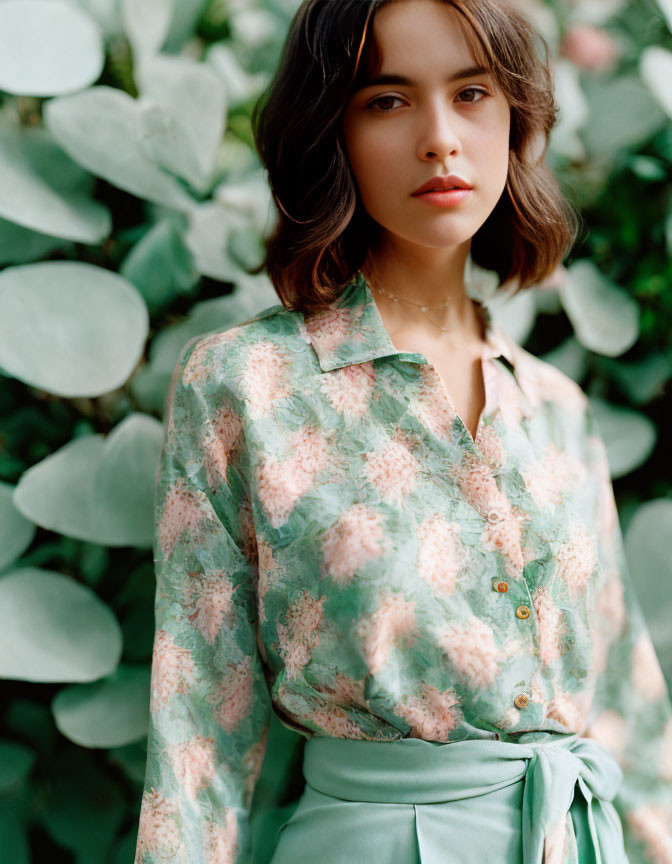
300;732;628;864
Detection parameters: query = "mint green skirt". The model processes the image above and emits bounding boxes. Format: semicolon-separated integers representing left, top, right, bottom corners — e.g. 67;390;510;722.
269;732;628;864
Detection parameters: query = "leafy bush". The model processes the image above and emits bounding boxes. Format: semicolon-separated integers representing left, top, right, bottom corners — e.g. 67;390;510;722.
0;0;670;861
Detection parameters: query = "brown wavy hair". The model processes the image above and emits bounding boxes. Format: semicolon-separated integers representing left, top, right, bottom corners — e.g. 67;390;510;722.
249;0;582;313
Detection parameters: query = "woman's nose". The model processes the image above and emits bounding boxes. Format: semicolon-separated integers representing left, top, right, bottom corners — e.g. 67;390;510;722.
417;104;461;160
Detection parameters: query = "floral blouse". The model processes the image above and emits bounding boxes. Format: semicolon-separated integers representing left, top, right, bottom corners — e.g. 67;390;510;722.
134;270;672;864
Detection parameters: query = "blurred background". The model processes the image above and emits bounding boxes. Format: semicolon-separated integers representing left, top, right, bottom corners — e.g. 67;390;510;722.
0;0;670;861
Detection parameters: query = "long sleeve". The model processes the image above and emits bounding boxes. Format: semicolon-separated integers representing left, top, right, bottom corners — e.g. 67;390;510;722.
582;399;672;864
134;336;272;864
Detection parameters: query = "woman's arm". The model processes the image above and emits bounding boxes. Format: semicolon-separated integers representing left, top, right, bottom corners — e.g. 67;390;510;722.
582;400;672;864
134;336;271;864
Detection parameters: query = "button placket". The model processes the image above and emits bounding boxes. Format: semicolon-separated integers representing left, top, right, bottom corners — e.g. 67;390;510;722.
491;577;534;624
485;505;536;621
486;507;505;525
511;680;533;710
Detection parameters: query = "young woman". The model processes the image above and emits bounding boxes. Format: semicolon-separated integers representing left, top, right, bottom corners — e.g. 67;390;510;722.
134;1;672;863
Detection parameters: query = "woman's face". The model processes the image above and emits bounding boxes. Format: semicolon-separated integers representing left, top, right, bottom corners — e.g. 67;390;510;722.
341;0;511;256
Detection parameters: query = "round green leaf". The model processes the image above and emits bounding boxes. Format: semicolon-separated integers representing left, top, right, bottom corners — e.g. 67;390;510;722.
487;287;537;349
228;7;278;50
0;261;148;397
120;0;173;60
162;0;210;53
185;200;260;281
228;225;264;270
588;397;657;478
0;0;104;96
52;664;151;748
13;435;106;543
0;215;71;266
598;351;672;405
561;260;639;357
0;740;36;793
0;482;35;572
0;126;111;243
96;413;165;546
76;0;124;38
640;46;672;118
135;53;227;191
549;59;589;161
656;0;672;31
204;42;268;109
44;86;197;212
624;499;672;675
213;168;275;234
540;335;590;387
13;414;164;547
582;75;667;160
120;218;197;314
628;154;668;182
0;567;122;682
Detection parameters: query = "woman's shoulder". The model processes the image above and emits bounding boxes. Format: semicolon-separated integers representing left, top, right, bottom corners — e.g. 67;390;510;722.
175;302;309;399
182;301;298;354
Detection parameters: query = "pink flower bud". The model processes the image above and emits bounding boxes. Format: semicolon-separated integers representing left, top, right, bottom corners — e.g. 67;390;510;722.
560;23;620;71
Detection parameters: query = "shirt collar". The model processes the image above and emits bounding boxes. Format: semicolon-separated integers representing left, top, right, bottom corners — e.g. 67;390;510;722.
302;269;519;375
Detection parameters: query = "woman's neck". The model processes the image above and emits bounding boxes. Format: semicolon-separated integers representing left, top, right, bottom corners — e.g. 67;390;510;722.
361;261;487;351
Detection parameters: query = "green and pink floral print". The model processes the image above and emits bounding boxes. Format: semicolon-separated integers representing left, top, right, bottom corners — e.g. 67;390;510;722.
134;270;672;864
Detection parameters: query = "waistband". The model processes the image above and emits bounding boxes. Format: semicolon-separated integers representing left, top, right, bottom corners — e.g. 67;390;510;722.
303;732;627;864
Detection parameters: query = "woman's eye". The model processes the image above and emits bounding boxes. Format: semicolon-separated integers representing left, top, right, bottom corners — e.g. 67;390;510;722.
457;86;489;103
367;95;404;113
367;87;489;113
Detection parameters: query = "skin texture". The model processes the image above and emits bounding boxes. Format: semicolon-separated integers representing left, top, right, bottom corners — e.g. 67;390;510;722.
341;0;512;352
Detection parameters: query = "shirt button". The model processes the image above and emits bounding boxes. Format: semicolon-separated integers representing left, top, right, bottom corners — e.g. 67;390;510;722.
516;605;530;619
514;694;529;709
494;581;509;593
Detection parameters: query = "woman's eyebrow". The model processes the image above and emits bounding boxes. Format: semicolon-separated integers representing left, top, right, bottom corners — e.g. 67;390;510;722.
354;65;490;93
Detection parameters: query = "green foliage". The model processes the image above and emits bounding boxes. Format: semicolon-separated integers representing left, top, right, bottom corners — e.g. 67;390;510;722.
0;0;670;859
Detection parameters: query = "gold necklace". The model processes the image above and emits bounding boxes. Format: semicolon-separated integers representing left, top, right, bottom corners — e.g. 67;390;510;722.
362;268;482;335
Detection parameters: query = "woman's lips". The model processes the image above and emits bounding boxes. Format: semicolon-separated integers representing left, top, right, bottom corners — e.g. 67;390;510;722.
413;188;471;206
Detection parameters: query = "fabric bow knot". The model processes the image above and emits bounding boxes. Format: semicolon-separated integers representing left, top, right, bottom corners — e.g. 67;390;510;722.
521;734;627;864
